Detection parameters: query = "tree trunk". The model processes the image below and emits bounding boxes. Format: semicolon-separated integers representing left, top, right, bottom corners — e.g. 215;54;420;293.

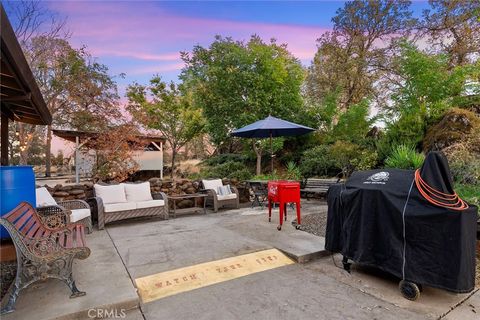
253;141;262;176
256;153;262;176
18;123;28;165
170;149;176;178
45;125;52;177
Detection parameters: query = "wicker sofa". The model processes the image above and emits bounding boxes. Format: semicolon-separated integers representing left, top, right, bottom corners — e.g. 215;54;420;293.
94;182;168;229
201;179;239;212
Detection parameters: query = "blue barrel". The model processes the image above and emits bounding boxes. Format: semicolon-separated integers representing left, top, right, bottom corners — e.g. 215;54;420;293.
0;166;36;239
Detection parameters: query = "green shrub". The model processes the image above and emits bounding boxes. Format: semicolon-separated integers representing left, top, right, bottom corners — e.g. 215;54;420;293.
384;145;425;169
251;172;281;181
455;184;480;208
444;144;480;185
330;141;378;176
201;160;253;180
299;145;336;178
284;161;301;181
203;153;247;166
300;142;378;179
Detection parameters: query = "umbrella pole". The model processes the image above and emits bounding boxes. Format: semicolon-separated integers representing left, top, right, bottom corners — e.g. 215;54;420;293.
270;133;273;174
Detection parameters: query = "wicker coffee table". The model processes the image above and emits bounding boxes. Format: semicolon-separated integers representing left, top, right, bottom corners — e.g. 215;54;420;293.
167;193;207;218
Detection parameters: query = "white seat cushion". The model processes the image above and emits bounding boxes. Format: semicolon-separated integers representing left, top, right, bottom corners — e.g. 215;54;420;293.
36;187;57;207
70;208;91;223
202;179;223;194
104;202;136;213
94;184;127;204
217;193;237;201
136;200;165;209
124;182;153;202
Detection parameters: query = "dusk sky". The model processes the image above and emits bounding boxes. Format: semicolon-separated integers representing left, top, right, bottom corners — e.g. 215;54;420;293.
39;1;430;155
46;1;430;89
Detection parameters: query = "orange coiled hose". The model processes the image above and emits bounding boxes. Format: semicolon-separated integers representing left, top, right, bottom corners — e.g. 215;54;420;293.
414;169;469;211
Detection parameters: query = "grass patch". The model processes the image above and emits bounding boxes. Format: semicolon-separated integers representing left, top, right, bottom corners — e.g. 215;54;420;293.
455;184;480;209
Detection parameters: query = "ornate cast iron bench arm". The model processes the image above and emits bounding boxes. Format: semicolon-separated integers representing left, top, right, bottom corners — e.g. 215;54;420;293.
0;202;90;315
38;199;93;233
36;204;69;228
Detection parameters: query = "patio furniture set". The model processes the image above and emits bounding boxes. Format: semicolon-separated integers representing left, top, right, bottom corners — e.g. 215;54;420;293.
0;179;241;314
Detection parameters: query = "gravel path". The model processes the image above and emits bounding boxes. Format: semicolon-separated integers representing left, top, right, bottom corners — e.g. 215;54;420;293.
292;211;328;237
1;261;16;300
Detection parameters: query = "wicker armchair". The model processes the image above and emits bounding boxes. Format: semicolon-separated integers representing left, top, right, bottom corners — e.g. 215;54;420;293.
201;179;240;212
37;199;93;234
0;202;90;314
36;187;93;233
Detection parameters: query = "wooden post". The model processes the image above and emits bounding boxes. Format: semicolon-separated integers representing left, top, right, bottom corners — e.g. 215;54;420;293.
160;141;163;180
75;136;79;183
1;113;9;166
270;132;274;174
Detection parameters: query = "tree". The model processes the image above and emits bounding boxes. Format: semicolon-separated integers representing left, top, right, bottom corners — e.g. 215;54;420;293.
92;125;144;182
378;43;479;159
62;49;122;131
126;77;205;178
5;2;121;174
419;0;480;66
4;0;69;166
306;0;415;125
180;35;305;150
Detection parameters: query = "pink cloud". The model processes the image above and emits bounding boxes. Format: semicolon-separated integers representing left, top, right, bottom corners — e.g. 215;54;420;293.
126;62;186;76
93;49;180;61
49;1;329;70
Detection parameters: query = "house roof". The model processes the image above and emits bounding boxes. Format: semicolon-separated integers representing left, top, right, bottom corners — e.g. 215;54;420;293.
0;4;52;125
52;129;166;145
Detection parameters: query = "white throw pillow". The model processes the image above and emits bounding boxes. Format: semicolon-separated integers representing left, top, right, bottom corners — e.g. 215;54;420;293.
94;184;127;204
202;179;223;194
217;185;232;196
124;182;153;202
35;187;57;207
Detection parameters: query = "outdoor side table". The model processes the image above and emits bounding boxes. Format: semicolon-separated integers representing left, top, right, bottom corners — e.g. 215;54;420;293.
167;194;207;218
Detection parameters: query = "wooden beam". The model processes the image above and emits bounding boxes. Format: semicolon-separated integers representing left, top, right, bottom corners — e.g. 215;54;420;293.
2;92;31;102
1;112;9;165
0;74;23;91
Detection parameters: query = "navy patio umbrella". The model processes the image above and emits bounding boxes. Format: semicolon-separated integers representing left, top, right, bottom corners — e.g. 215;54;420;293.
231;115;315;172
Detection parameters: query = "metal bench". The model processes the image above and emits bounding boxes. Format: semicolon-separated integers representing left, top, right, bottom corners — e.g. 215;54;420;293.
300;178;340;200
0;202;90;314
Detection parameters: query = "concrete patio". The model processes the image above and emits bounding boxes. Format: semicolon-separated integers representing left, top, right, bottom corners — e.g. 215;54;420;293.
2;200;478;319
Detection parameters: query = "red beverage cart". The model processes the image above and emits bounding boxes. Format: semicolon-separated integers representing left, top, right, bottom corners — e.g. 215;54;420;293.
267;181;301;230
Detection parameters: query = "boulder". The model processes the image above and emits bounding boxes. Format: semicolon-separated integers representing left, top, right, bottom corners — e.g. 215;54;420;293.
70;189;85;195
53;191;69;197
176;199;193;209
424;108;480;152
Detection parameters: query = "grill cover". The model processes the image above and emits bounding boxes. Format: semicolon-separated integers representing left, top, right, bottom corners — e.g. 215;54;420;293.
325;152;478;293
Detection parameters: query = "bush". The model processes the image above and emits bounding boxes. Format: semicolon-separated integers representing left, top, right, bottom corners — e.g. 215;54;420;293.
455;184;480;208
444;144;480;185
299;141;377;178
251;172;281;181
330;141;378;177
384;145;425;170
203;153;248;166
201;160;253;180
284;161;301;181
299;145;336;178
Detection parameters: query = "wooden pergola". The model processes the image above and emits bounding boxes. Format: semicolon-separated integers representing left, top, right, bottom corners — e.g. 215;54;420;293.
0;4;52;165
53;129;166;182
